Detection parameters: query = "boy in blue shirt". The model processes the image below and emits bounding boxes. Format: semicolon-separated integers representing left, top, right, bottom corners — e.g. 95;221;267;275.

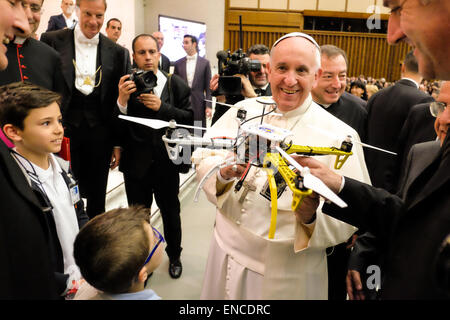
74;206;164;300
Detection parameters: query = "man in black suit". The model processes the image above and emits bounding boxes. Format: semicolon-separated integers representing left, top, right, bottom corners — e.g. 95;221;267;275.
117;34;193;279
152;31;170;73
211;44;272;124
41;0;131;219
0;0;57;299
312;45;367;141
395;100;438;188
46;0;77;32
0;0;66;96
344;85;449;299
105;18;122;43
365;50;433;193
294;0;450;299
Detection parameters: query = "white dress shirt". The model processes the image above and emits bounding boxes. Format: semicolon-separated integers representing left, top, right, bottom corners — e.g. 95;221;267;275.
73;24;100;96
13;152;82;289
64;13;78;29
186;53;198;88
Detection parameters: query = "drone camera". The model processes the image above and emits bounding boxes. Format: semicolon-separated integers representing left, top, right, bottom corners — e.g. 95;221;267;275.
295;176;307;191
340;140;353;153
237;109;247;121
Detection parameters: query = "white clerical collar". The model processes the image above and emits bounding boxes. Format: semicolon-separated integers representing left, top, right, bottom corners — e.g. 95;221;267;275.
13;36;27;45
276;94;313;118
401;77;419;89
74;23;99;46
253;83;269;91
312;98;331;108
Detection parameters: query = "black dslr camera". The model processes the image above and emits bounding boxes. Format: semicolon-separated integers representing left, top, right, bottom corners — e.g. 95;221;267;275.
130;69;157;95
215;48;261;97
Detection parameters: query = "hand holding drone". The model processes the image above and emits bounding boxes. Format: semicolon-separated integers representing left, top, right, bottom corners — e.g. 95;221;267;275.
119;97;395;239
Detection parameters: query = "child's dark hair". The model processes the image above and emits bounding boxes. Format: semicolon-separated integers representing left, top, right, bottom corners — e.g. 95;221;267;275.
0;82;61;130
74;206;152;294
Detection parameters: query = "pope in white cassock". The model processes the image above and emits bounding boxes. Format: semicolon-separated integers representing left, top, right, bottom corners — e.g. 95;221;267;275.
193;33;371;300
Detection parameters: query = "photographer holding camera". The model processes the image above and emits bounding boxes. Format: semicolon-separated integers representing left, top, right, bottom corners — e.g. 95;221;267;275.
210;44;271;125
117;34;193;279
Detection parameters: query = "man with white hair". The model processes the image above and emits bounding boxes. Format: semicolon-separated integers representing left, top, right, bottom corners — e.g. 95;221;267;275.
194;33;371;299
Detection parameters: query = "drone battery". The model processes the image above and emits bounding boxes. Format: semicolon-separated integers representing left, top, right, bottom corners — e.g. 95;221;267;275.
260;170;287;201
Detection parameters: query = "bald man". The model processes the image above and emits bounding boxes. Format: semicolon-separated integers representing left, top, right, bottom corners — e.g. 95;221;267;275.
152;31;170;73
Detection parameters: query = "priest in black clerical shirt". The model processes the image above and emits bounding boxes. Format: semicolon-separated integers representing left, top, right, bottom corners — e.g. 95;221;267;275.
310;45;368;301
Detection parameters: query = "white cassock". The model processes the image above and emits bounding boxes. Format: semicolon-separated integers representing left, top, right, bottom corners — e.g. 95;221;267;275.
194;95;371;300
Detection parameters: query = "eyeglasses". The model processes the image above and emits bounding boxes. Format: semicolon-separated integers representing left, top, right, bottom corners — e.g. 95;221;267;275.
430;101;448;117
142;226;165;266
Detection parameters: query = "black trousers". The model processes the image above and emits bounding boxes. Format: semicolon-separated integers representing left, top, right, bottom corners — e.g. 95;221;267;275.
327;242;352;300
123;161;182;261
67;122;111;219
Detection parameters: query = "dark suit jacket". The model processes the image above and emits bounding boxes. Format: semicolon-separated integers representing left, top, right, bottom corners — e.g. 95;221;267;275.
0;38;66;96
46;14;67;32
319;91;368;141
40;29;131;143
365;78;434;192
323;138;450;299
174;56;211;127
347;141;442;298
119;72;193;179
0;141;57;299
396;102;437;191
160;53;171;73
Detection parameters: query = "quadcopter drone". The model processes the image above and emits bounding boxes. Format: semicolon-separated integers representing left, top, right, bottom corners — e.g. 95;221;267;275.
119;97;395;239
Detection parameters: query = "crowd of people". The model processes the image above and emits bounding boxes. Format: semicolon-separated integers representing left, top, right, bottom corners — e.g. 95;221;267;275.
346;75;441;102
0;0;449;301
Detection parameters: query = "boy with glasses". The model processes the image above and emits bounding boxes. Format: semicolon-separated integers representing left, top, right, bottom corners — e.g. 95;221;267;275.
73;206;164;300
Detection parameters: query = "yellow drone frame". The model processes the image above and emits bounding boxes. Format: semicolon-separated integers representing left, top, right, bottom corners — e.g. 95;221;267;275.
263;145;353;239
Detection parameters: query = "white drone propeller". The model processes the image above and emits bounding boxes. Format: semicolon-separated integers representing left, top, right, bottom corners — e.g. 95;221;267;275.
205;99;241;110
276;146;348;208
119;115;207;131
305;124;397;156
205;98;283;117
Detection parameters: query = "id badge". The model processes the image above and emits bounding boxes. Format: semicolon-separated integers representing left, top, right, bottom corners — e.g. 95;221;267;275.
70;184;81;205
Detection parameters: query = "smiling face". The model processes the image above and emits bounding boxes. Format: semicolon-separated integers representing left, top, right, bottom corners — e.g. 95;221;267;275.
268;37;321;112
11;102;64;165
27;0;43;35
78;0;105;39
312;54;347;105
384;0;450;80
0;0;30;70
